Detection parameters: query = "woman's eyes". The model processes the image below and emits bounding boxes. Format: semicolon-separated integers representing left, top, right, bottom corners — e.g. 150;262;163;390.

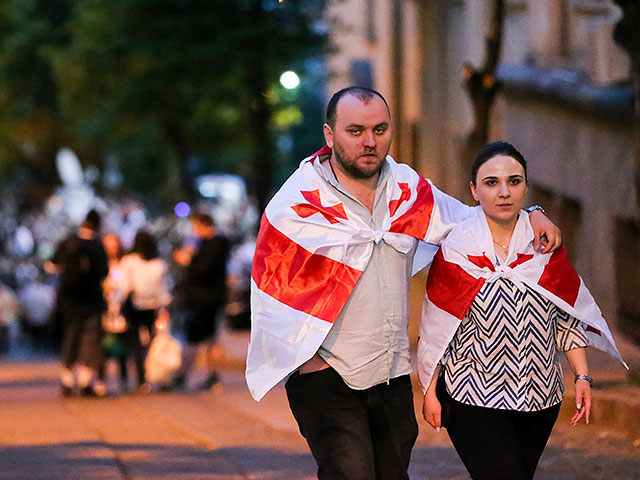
483;178;523;186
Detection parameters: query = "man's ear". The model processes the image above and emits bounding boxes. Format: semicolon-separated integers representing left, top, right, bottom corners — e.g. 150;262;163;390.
323;123;334;148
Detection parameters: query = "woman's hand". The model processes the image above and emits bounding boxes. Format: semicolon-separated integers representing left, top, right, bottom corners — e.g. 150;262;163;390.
422;388;442;432
571;378;592;425
565;348;590;425
529;209;561;253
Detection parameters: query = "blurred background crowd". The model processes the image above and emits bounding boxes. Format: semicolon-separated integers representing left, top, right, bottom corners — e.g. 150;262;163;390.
0;148;257;396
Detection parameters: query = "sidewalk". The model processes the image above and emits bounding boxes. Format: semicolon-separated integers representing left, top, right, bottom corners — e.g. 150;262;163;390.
218;327;640;440
1;329;638;479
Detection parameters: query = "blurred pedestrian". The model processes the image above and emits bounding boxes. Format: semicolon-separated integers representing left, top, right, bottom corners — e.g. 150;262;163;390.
46;209;109;396
225;236;255;330
418;142;627;480
96;232;129;395
0;283;18;354
173;213;230;391
17;270;56;352
120;229;172;393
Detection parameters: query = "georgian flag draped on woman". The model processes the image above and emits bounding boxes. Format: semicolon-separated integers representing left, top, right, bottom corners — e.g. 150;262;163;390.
417;207;627;392
246;147;470;401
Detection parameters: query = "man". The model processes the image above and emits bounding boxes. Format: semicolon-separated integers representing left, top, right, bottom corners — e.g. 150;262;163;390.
174;213;230;390
0;283;18;354
47;209;109;396
246;87;560;479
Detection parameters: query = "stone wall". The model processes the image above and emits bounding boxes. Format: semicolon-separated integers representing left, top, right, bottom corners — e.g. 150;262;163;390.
414;0;638;329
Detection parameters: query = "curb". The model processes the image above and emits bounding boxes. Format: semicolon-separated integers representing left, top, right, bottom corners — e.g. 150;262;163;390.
561;386;640;439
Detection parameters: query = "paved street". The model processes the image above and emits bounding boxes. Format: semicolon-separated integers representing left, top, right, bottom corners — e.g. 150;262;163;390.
1;350;639;480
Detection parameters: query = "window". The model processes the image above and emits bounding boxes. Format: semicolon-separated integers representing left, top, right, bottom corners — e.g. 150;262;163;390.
366;0;376;43
350;60;374;89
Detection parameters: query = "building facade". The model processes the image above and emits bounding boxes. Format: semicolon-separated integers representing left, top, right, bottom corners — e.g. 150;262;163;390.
326;0;639;339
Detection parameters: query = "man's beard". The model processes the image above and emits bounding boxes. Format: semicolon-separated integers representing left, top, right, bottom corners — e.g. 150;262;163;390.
333;142;387;179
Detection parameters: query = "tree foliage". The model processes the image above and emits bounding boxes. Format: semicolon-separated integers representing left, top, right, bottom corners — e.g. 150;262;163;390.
0;0;328;207
0;0;71;186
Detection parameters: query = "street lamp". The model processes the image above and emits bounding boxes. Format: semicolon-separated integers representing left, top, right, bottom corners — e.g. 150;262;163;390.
279;70;300;90
174;202;191;218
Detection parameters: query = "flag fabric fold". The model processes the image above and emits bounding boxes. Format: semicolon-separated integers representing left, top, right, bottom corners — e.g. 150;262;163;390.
417;207;627;393
246;147;470;400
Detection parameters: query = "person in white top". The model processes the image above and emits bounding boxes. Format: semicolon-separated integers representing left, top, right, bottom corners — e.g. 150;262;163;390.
119;230;172;393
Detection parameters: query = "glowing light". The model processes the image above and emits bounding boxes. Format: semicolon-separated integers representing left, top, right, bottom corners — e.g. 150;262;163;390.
198;180;217;198
195;174;246;204
56;148;84;187
174;202;191;218
14;226;34;256
279;70;300;90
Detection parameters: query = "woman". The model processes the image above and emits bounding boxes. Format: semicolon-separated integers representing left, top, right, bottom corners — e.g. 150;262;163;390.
96;232;128;395
418;142;626;480
120;230;172;393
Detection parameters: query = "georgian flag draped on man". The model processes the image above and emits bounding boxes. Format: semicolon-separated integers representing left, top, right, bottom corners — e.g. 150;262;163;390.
246;147;470;400
417;207;627;392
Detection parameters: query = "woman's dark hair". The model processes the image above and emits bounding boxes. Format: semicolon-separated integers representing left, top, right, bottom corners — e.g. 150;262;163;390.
132;230;158;261
471;141;527;185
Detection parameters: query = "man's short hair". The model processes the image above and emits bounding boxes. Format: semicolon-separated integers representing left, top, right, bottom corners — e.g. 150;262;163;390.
192;212;214;227
326;86;390;128
82;209;101;232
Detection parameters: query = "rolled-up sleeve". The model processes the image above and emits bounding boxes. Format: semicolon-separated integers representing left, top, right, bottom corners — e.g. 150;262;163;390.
555;309;589;351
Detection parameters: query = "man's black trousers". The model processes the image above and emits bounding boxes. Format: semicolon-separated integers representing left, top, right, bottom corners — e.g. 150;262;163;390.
285;367;418;480
60;314;102;370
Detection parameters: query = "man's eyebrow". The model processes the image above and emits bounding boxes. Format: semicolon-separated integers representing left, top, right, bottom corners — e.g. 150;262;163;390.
344;121;390;129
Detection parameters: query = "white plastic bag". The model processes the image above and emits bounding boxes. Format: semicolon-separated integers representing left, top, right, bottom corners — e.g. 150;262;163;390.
145;330;182;385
